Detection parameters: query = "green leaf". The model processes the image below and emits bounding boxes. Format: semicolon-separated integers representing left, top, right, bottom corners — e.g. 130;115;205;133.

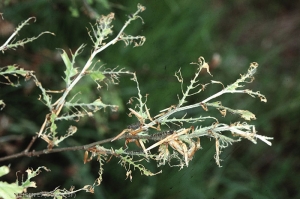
0;65;32;87
69;6;79;17
89;71;106;82
4;65;17;73
0;166;9;177
60;45;85;87
237;109;256;120
0;182;23;199
60;49;72;70
4;65;27;76
0;166;23;199
99;0;110;9
60;49;77;86
50;113;58;135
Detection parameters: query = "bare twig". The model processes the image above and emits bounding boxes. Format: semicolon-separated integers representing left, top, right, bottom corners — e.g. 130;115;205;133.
0;132;173;162
24;135;37;152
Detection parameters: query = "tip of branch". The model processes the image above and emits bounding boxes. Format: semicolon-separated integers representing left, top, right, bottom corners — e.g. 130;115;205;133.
28;16;37;23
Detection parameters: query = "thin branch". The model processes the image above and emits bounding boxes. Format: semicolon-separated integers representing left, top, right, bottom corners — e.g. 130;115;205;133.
0;132;172;162
0;137;111;162
24;135;38;152
0;17;35;50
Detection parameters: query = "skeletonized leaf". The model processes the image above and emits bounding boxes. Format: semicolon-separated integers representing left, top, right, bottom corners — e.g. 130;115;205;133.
4;65;27;76
22;167;50;190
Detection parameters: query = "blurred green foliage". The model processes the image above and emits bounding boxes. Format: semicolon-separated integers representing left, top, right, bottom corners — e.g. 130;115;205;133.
0;0;299;198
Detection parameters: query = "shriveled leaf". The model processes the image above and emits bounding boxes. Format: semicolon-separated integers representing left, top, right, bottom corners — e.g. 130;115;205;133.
201;62;212;76
0;100;5;110
211;80;224;88
21;167;50;190
259;95;267;102
244;89;267;103
218;108;227;117
0;65;33;87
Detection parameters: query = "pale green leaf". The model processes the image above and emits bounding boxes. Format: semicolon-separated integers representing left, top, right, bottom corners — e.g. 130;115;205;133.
60;49;72;70
50;113;57;134
0;166;9;177
0;182;23;199
237;109;256;120
0;166;23;199
4;65;28;76
89;71;106;82
60;49;77;86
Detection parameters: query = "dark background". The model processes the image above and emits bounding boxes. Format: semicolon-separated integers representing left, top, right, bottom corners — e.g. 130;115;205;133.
0;0;299;198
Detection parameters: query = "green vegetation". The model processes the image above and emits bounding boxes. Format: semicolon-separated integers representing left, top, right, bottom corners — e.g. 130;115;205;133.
0;1;299;198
